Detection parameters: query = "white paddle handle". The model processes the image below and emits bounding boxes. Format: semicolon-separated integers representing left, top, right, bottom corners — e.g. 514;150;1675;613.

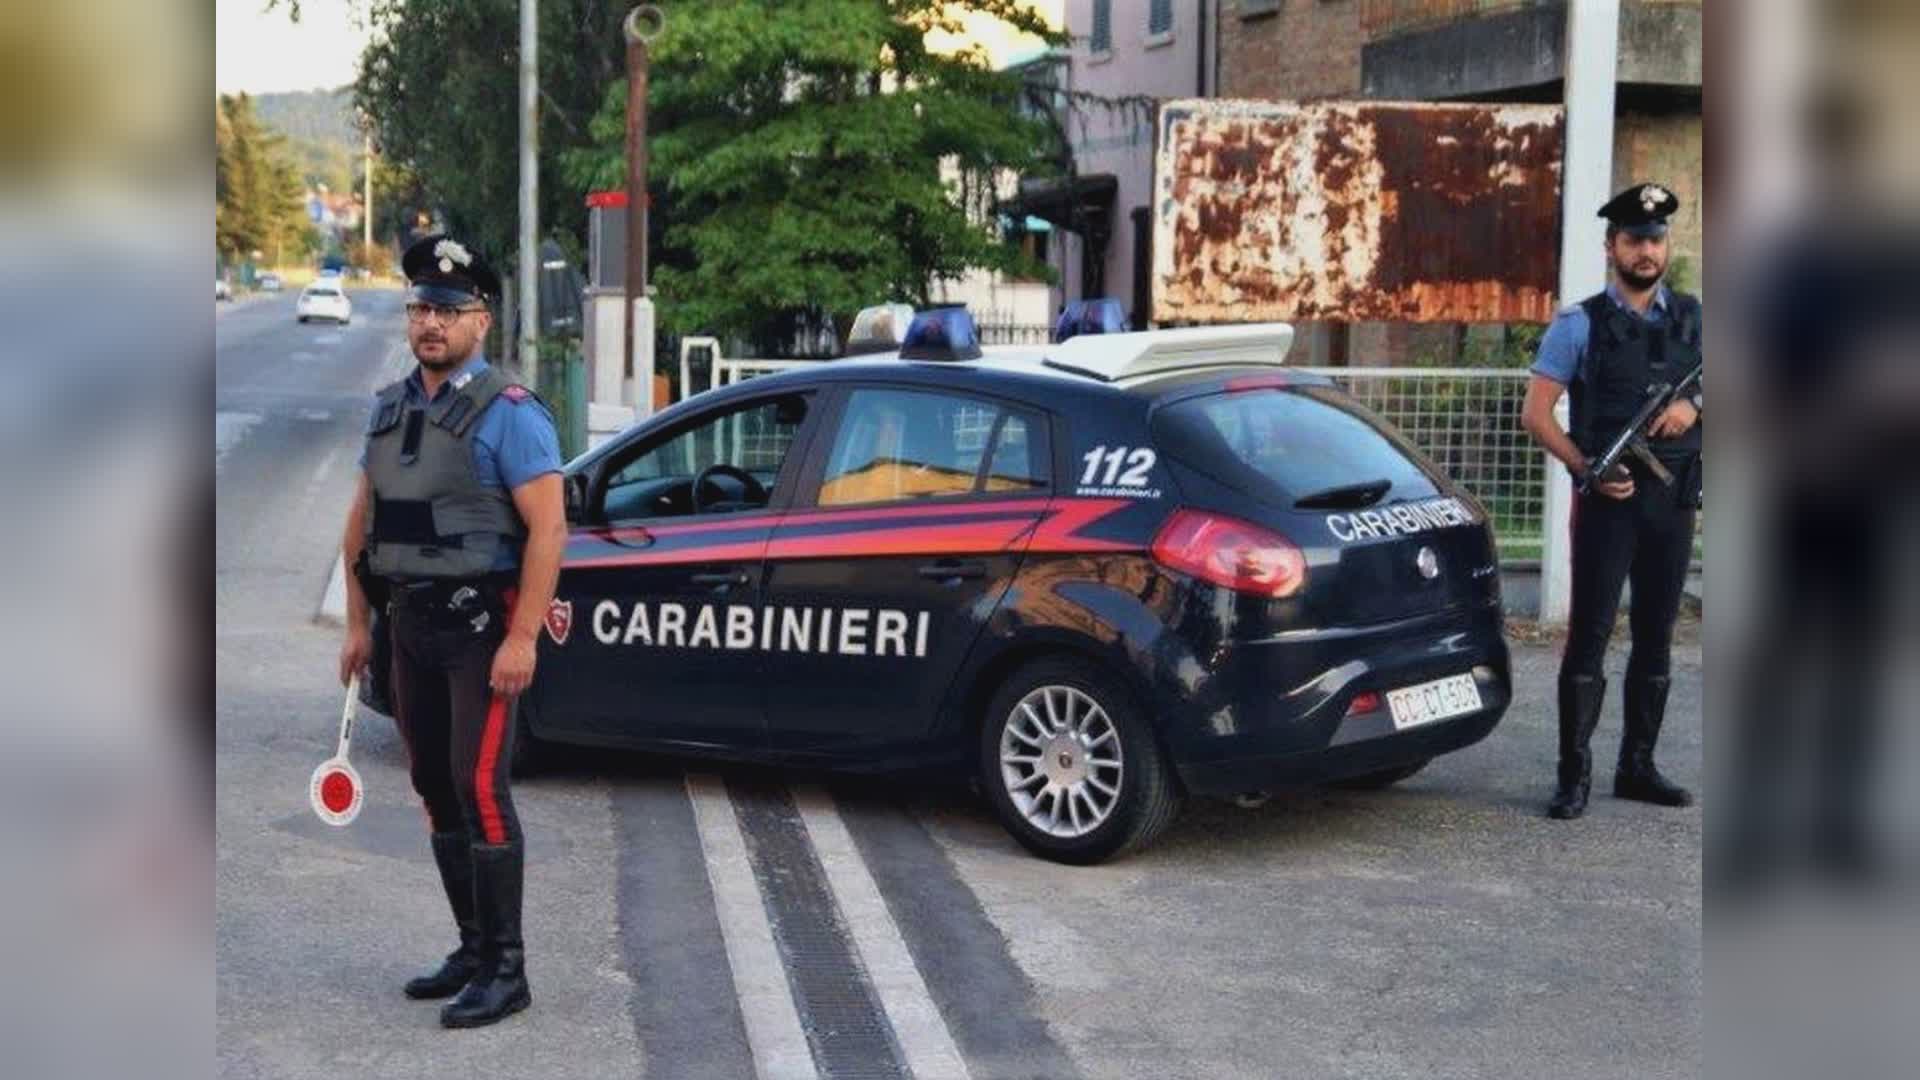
337;675;359;759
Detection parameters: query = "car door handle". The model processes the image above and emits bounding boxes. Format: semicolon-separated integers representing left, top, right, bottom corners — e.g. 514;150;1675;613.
690;570;749;587
918;559;987;581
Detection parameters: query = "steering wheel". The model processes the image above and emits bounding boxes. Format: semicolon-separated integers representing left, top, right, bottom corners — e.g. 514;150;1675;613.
691;463;767;513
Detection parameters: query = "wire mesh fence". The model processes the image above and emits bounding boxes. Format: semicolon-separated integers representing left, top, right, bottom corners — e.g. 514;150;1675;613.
1302;367;1546;563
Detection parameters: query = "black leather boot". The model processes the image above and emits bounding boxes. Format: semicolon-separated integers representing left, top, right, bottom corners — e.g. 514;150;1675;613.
441;843;531;1028
1548;673;1606;820
1615;674;1694;807
404;832;480;999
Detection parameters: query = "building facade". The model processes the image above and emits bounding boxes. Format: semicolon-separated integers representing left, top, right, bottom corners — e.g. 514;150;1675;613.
1020;0;1701;363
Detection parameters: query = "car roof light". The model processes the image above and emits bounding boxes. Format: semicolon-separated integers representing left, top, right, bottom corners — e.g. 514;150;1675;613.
844;303;916;356
899;306;982;361
1052;297;1128;343
1044;323;1295;383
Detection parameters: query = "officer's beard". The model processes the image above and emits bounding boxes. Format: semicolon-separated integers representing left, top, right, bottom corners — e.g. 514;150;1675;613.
411;337;474;372
1613;257;1667;292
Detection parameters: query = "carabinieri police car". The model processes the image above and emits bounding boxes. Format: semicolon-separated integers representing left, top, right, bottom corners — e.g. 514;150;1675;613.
522;304;1510;863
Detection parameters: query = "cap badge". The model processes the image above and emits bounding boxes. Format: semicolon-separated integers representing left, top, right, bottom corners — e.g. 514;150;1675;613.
1640;185;1669;213
433;238;472;274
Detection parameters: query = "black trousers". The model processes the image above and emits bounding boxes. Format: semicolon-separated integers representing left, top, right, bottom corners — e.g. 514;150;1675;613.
388;585;522;846
1562;474;1697;681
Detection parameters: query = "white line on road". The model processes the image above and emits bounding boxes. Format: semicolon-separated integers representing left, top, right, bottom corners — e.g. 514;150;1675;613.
686;773;820;1080
215;411;263;475
317;556;347;626
793;784;972;1080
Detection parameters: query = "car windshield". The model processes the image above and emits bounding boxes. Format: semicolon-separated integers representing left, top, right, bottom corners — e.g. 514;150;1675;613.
307;286;340;297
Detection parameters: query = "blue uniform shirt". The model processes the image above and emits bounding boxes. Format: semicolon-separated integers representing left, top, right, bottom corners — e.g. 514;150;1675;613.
1531;283;1690;385
362;354;563;570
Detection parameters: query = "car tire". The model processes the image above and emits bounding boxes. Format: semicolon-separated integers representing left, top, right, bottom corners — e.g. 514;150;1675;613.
1332;758;1430;790
297;316;308;323
978;657;1183;865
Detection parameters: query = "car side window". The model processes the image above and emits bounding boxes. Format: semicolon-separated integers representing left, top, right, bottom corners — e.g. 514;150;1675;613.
983;414;1046;493
817;388;1045;507
600;394;808;521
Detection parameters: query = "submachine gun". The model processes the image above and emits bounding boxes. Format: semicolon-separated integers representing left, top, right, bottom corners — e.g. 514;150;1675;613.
1578;360;1703;495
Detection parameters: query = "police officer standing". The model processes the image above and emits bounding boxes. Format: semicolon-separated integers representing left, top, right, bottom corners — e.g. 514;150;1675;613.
336;235;567;1026
1523;183;1703;821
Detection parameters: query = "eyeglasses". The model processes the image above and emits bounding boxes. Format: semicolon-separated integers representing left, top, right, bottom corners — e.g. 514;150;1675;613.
405;302;485;325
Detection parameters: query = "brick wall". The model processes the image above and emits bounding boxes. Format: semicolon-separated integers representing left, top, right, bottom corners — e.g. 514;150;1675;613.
1220;0;1365;100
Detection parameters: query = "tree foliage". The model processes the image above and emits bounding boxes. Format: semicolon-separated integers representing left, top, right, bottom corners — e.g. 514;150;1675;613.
563;0;1065;351
353;0;635;270
215;93;318;265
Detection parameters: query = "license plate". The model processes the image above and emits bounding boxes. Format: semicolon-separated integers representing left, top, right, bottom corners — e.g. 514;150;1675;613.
1386;673;1483;730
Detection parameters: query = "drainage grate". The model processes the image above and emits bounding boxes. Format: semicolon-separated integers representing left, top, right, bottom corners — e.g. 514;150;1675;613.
731;779;910;1080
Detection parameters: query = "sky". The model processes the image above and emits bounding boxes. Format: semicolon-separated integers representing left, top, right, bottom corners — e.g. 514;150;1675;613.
214;0;1061;97
215;0;369;96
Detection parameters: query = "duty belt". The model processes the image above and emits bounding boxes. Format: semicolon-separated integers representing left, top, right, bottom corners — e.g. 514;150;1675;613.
384;575;515;612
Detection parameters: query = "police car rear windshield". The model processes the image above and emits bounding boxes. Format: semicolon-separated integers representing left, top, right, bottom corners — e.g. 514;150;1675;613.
1154;387;1440;507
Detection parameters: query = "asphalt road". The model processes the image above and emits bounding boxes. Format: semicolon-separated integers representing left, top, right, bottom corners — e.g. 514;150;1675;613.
216;289;1701;1079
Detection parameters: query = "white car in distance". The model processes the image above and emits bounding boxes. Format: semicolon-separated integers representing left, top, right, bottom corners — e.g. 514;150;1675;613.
297;281;352;325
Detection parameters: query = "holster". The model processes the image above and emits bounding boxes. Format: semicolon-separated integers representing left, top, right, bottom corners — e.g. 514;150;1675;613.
352;550;391;611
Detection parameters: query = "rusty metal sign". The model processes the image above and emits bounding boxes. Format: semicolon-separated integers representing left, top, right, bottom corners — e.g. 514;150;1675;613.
1153;99;1565;325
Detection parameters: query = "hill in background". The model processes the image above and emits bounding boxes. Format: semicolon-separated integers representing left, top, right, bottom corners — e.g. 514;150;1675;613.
253;87;360;193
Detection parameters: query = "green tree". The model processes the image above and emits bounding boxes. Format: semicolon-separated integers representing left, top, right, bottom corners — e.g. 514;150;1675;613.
352;0;637;273
216;92;314;266
563;0;1063;352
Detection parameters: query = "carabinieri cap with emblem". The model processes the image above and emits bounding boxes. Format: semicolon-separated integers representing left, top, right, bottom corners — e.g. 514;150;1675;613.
401;233;503;306
1597;182;1680;238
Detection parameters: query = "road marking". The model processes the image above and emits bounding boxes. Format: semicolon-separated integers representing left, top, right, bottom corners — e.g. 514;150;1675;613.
215;411;263;475
793;785;972;1080
687;773;820;1080
370;336;413;392
317;556;347;626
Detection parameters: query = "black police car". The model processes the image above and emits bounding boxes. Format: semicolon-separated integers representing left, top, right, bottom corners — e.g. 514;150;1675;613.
522;307;1510;863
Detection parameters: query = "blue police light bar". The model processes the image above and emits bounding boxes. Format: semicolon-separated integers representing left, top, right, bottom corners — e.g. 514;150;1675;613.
1052;297;1127;343
899;306;983;361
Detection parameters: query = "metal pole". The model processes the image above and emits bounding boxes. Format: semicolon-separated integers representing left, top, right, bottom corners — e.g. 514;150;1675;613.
1541;0;1621;623
518;0;540;371
624;6;665;380
363;131;373;258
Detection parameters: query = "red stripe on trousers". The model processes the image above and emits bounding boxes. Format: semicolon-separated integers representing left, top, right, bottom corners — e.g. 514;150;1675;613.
474;694;509;843
473;586;519;845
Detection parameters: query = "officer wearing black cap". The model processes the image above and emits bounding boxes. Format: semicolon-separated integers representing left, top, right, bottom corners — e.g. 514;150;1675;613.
336;234;566;1026
1522;183;1703;820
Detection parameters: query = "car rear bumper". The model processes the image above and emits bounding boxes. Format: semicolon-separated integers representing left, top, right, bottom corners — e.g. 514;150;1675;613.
1174;702;1503;796
1155;601;1511;796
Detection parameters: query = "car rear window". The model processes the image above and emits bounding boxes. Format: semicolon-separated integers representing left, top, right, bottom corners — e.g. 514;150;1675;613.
1153;386;1440;505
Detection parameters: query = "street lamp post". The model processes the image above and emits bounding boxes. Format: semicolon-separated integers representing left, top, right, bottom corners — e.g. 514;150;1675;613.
518;0;540;371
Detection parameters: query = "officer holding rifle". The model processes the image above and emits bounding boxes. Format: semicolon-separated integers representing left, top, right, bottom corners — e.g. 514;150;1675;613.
1522;182;1704;821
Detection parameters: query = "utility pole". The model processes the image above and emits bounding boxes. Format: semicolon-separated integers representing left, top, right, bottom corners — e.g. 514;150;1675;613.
1541;0;1621;623
624;6;665;394
363;131;373;259
518;0;540;371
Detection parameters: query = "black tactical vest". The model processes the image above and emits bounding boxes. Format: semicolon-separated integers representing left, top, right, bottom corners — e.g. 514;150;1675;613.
363;367;528;580
1570;290;1703;465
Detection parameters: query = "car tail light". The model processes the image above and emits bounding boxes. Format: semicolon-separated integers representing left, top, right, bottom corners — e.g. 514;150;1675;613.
1151;509;1308;598
1346;691;1382;716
